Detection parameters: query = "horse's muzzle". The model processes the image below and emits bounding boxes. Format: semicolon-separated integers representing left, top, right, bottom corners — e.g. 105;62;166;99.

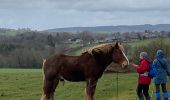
121;60;129;69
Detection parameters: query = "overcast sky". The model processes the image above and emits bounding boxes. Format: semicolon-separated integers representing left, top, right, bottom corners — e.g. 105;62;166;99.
0;0;170;30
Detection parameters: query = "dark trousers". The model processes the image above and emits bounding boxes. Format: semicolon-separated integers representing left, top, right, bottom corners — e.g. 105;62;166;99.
155;84;167;93
137;84;150;99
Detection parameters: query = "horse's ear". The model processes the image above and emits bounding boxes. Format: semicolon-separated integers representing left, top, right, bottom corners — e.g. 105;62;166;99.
115;42;119;49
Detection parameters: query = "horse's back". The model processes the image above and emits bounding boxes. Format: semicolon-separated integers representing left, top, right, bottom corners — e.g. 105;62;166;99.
45;54;64;65
43;53;100;82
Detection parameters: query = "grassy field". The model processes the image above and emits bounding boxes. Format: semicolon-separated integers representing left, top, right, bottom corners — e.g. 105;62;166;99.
128;37;170;47
69;37;170;56
1;69;169;100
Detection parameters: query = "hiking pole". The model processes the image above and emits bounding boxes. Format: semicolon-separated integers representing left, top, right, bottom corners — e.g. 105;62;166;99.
168;77;170;99
116;72;118;100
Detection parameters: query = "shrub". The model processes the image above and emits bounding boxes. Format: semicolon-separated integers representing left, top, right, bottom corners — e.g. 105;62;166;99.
132;38;170;63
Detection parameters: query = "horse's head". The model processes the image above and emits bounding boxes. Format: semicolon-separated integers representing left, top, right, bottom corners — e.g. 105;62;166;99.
111;42;129;68
86;42;129;69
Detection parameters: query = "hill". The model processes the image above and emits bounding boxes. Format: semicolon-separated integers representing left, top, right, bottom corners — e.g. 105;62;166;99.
44;24;170;33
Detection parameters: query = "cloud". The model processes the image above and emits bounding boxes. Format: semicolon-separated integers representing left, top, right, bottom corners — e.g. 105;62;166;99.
0;0;170;30
1;0;170;12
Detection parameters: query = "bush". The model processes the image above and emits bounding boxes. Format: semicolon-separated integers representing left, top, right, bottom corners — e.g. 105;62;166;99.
132;38;170;63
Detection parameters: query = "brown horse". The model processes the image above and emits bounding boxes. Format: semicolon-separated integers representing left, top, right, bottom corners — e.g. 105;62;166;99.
41;42;129;100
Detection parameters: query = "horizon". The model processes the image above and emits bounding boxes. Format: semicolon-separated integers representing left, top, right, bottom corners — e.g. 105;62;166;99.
1;23;170;31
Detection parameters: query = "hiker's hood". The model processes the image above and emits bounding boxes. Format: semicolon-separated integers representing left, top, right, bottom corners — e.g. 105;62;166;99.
156;49;164;59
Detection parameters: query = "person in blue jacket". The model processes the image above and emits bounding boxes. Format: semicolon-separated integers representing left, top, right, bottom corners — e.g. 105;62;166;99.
153;49;170;100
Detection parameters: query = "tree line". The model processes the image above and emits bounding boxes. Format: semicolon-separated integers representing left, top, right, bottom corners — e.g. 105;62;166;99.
0;29;170;68
0;31;99;68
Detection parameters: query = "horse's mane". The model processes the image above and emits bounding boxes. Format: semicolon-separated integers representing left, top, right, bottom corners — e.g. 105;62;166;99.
82;43;114;55
82;42;125;55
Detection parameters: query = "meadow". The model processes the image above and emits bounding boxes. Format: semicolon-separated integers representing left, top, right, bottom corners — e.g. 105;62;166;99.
1;68;167;100
0;38;170;100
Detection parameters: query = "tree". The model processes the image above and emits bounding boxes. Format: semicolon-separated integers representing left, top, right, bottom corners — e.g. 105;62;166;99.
47;34;55;47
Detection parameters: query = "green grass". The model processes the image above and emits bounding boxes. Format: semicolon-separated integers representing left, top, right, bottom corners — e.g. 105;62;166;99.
0;69;42;100
70;37;170;56
0;69;169;100
128;37;170;47
0;29;18;36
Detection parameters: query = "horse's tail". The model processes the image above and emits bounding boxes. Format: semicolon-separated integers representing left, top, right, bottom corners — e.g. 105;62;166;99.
41;59;46;100
42;59;46;80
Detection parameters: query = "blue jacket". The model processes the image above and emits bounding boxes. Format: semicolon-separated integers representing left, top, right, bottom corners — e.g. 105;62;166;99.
153;50;170;84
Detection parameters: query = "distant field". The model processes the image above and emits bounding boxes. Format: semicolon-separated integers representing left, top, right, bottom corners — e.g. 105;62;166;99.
1;68;169;100
71;37;170;56
128;37;170;47
0;29;18;36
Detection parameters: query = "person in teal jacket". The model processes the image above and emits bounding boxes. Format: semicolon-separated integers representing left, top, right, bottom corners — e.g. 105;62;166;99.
153;49;170;100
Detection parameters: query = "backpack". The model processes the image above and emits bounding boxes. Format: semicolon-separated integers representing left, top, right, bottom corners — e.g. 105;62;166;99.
148;62;158;78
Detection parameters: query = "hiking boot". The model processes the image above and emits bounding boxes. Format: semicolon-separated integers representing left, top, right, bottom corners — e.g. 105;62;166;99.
155;92;161;100
163;92;168;100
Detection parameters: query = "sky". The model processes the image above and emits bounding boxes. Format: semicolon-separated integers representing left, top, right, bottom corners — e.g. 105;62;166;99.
0;0;170;30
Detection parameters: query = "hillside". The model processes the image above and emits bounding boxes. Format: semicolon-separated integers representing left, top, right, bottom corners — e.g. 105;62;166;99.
0;28;33;36
0;28;18;36
44;24;170;33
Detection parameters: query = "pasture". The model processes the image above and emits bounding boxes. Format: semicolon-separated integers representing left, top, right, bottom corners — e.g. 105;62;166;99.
1;68;166;100
70;37;170;56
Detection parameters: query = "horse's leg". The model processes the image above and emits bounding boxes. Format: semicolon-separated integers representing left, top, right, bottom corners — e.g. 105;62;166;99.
50;78;59;100
84;87;89;100
41;77;55;100
85;79;97;100
90;81;97;100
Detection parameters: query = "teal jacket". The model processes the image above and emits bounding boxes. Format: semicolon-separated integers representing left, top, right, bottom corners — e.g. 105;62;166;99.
153;50;170;84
